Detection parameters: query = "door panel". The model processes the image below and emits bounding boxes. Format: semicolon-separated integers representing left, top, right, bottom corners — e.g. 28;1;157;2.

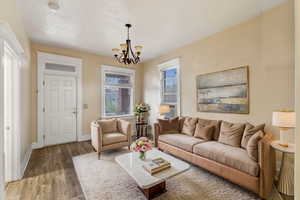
44;75;77;146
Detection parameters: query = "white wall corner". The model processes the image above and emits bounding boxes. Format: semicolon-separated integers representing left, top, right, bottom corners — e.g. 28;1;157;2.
78;134;91;142
20;146;32;178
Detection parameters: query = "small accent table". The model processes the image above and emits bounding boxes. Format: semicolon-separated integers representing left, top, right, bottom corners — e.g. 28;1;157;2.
271;140;295;196
136;121;148;139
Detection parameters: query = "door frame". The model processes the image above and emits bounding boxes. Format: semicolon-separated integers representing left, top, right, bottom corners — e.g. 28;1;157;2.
36;52;83;149
0;22;27;195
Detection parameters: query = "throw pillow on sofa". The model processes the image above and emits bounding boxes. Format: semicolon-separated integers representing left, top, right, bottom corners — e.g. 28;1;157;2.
157;117;180;134
181;117;198;136
197;118;222;140
194;123;215;140
241;123;265;149
218;121;245;147
246;130;264;161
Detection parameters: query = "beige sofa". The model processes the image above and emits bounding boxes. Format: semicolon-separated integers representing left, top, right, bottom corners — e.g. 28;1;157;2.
154;117;275;199
91;118;131;159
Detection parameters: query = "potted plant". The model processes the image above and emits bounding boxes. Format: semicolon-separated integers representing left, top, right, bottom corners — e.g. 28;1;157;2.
134;103;150;122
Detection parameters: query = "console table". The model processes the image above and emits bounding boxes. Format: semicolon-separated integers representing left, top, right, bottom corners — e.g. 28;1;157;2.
136;121;148;139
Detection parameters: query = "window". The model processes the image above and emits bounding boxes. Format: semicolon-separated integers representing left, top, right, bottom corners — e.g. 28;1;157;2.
101;66;135;117
159;59;180;118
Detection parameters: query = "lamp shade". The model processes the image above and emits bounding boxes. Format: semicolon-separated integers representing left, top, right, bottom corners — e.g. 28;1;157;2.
272;111;295;128
159;104;171;114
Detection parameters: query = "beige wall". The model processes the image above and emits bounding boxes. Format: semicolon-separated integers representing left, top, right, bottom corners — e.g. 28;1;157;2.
0;0;32;165
31;43;143;142
295;0;299;198
142;1;294;140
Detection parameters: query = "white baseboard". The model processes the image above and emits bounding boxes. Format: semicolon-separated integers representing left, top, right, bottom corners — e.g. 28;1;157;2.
32;142;43;149
20;146;32;178
78;134;91;142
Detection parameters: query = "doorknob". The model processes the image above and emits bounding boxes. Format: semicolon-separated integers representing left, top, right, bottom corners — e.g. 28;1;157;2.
72;111;77;114
5;126;10;130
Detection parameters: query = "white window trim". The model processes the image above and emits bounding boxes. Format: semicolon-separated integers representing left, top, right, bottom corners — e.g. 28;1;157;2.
36;52;83;148
158;58;181;116
100;65;135;118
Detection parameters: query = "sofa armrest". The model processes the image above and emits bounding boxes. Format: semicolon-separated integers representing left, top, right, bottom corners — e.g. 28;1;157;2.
117;119;132;142
258;132;276;199
154;122;161;147
91;121;103;151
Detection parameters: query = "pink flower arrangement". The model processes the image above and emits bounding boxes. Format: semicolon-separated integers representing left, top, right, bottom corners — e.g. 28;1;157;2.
131;137;153;153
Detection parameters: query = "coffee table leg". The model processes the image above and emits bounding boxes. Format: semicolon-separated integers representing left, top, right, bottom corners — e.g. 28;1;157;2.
138;181;166;200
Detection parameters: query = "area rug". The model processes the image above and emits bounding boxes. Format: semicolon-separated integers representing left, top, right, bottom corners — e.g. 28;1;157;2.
72;148;261;200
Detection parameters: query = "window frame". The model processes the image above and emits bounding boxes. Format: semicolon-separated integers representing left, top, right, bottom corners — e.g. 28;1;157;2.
158;58;181;116
100;65;135;118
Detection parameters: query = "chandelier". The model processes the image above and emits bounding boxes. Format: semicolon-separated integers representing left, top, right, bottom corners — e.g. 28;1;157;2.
112;24;143;65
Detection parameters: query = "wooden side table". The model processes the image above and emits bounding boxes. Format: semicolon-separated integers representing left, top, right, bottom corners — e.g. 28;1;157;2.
136;121;148;139
271;140;295;196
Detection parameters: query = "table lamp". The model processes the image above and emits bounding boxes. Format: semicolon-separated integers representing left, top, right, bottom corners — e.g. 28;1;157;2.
272;111;295;147
159;104;171;119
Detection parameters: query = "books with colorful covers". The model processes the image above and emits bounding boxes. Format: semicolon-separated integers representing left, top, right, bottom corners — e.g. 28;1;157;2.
143;157;171;175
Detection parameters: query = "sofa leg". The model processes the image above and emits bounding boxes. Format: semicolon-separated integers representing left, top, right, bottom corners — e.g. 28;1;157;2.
98;152;101;160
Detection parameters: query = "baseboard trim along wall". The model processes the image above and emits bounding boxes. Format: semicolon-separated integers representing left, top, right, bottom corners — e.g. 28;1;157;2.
21;146;32;178
78;134;91;142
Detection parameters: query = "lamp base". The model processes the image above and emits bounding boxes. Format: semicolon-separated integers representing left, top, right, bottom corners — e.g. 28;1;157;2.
279;128;289;147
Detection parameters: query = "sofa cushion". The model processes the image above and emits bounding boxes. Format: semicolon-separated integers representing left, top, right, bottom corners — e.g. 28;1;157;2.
241;123;265;149
102;132;127;146
193;141;259;176
197;118;221;140
181;117;198;136
157;117;179;134
218;121;245;147
159;134;205;152
194;123;214;141
98;119;118;133
247;131;264;161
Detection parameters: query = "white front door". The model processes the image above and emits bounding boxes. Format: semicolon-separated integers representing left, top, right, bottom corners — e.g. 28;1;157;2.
44;75;77;146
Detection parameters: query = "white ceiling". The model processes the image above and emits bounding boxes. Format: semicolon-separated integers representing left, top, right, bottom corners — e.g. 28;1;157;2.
18;0;287;61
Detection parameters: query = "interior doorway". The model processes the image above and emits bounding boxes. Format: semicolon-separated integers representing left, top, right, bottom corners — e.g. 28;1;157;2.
37;52;83;148
3;42;21;183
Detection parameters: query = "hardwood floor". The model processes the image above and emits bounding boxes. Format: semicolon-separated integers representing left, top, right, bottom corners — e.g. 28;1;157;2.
6;141;94;200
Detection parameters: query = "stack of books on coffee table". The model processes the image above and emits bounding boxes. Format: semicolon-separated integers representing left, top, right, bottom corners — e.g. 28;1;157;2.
143;157;171;175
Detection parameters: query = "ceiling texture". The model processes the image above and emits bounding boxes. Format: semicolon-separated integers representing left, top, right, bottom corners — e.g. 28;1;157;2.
18;0;287;61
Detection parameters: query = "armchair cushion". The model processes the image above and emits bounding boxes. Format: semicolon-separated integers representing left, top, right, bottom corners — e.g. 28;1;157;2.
98;119;118;133
102;132;127;146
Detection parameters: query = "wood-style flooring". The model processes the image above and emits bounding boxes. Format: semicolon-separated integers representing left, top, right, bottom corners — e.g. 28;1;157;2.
6;141;94;200
6;141;294;200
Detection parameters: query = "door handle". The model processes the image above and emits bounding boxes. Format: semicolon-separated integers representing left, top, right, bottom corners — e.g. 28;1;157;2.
72;111;77;114
5;126;10;131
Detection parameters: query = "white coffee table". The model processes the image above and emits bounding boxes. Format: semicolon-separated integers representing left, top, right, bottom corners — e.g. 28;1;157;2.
115;149;190;199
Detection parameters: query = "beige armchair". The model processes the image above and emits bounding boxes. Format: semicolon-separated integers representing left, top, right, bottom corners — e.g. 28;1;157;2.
91;118;132;159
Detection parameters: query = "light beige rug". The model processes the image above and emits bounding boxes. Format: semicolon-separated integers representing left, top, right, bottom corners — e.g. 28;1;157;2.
72;148;262;200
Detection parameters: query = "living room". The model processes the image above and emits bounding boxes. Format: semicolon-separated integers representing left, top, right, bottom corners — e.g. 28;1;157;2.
1;0;300;200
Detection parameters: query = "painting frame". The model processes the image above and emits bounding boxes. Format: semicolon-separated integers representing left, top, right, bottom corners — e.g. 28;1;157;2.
196;66;249;114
